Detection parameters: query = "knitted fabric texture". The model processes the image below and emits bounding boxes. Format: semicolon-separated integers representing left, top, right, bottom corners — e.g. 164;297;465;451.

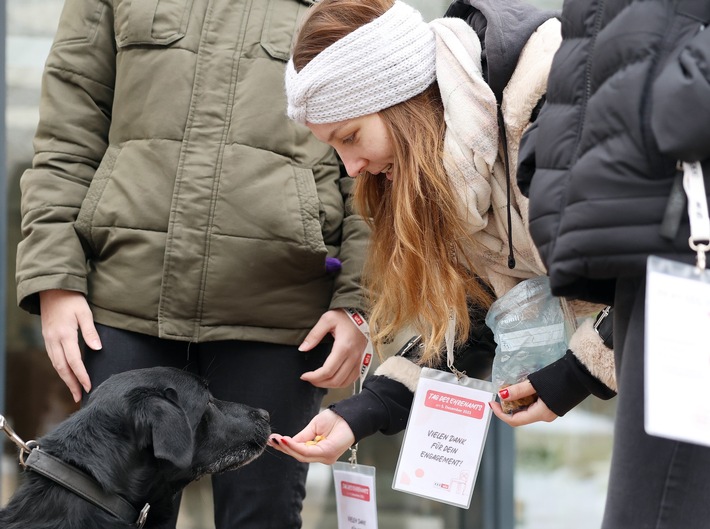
285;0;436;124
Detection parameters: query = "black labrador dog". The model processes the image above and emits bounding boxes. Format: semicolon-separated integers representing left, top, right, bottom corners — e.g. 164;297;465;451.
0;366;271;529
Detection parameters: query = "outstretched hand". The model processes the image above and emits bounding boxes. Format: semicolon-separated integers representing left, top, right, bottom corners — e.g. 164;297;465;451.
268;409;355;465
299;309;368;388
489;379;558;426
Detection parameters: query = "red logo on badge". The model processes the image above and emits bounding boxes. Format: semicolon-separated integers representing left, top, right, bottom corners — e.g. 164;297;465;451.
424;390;485;419
351;312;364;326
341;481;370;501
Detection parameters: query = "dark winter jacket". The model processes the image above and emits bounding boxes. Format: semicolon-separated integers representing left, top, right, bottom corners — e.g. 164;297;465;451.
17;0;369;344
520;0;710;304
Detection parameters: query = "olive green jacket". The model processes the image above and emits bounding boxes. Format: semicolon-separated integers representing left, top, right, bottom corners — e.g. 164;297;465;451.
17;0;369;344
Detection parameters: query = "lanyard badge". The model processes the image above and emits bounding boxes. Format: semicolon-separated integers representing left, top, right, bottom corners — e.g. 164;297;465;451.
392;316;496;508
332;462;378;529
645;161;710;447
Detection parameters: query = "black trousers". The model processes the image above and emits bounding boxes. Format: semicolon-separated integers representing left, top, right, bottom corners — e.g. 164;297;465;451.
602;276;710;529
82;323;329;529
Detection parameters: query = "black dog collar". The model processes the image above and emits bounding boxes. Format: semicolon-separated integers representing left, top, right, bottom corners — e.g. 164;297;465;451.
25;448;150;528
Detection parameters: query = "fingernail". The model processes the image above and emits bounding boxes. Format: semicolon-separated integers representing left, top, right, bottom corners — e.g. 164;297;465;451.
298;341;308;351
487;402;492;409
270;437;280;445
281;439;289;446
499;388;510;399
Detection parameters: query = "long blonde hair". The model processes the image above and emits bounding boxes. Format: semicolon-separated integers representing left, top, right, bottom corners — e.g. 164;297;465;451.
292;0;493;364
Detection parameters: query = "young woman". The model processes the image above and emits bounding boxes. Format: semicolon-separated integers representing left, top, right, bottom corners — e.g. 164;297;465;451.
269;0;616;463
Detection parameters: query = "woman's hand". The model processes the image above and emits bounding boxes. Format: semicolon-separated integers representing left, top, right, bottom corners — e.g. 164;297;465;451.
268;409;356;464
299;309;368;388
489;379;558;426
39;289;102;402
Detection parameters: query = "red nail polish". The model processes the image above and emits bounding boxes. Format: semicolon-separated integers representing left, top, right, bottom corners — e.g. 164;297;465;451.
499;388;510;399
281;439;289;446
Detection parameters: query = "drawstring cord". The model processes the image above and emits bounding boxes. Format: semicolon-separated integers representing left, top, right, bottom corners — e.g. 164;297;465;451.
497;106;516;269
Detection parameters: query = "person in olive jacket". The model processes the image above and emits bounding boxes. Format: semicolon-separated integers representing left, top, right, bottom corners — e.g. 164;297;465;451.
519;0;710;527
16;0;370;528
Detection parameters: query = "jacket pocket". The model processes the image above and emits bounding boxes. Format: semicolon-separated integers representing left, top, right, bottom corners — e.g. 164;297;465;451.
260;0;314;61
293;166;327;253
75;146;121;253
115;0;194;47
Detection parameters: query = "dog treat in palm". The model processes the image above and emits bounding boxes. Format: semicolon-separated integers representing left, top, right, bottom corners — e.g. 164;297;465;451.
305;435;326;446
499;384;537;414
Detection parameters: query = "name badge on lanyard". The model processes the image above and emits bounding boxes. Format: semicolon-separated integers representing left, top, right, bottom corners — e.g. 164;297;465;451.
392;368;495;508
645;161;710;447
333;462;378;529
392;316;495;508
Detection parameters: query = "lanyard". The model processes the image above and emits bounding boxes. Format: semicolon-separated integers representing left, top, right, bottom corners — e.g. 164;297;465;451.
343;308;373;390
682;161;710;270
445;314;467;380
343;308;374;465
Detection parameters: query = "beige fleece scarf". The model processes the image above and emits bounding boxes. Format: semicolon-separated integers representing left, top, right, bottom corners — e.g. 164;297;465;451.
431;17;552;297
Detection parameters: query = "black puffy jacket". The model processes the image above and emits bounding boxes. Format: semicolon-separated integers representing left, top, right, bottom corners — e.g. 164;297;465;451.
519;0;710;304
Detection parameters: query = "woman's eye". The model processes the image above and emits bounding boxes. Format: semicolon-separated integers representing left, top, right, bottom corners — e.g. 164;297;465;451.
342;134;356;145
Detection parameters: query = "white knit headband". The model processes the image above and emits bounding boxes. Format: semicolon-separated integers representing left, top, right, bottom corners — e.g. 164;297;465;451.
285;0;436;124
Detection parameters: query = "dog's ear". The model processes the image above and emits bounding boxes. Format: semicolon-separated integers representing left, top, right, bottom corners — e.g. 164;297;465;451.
133;387;195;469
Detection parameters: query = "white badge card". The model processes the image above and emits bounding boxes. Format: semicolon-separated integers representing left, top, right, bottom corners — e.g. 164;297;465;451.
392;368;495;508
645;255;710;447
333;462;378;529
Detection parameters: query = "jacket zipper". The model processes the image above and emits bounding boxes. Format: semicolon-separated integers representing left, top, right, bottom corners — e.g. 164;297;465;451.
571;0;606;163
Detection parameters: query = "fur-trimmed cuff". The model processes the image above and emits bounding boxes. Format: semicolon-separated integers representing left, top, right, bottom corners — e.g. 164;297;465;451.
374;355;422;392
569;318;617;392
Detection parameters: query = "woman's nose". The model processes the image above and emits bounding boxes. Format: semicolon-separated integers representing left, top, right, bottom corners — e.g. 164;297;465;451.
342;156;367;178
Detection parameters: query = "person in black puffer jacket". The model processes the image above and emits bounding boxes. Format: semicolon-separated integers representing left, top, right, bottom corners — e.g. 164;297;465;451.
519;0;710;527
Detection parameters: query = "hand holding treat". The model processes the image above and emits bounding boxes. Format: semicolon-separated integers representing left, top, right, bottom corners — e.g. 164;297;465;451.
489;379;558;426
498;382;538;414
268;409;355;465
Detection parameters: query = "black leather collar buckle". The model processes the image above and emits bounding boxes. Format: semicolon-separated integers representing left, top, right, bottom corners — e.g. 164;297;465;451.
24;448;150;528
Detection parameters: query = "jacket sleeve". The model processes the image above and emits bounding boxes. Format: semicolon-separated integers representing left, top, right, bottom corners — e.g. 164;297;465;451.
327;167;370;312
329;370;416;444
651;27;710;162
16;0;116;314
330;307;498;442
528;317;616;416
